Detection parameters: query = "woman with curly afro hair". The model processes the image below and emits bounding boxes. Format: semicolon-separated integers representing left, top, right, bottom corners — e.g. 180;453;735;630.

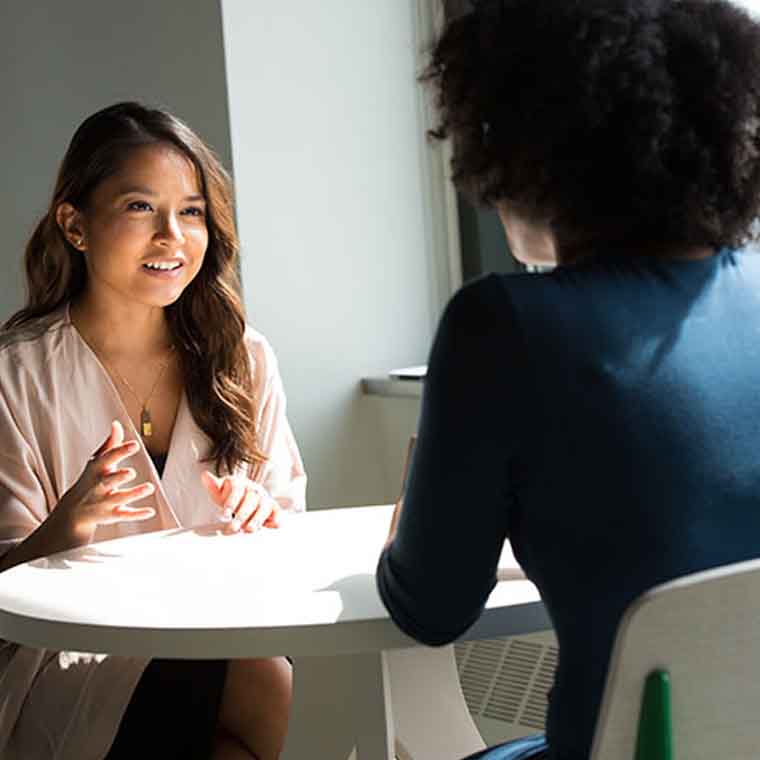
377;1;760;759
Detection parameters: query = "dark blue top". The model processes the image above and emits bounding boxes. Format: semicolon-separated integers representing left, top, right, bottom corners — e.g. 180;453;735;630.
377;248;760;760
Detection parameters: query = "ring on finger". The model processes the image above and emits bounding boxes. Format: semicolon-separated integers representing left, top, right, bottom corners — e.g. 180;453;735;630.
227;486;249;521
226;485;247;523
224;481;246;516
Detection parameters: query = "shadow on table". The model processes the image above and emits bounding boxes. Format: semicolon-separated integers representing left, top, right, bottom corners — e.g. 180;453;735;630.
316;573;385;621
29;546;123;570
28;522;232;571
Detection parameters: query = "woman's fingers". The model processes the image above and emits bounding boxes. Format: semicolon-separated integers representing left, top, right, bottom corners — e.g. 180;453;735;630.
228;486;259;532
262;502;281;529
103;481;155;509
201;471;227;506
110;504;157;522
98;420;124;456
200;473;280;533
242;491;275;533
95;480;156;525
110;420;124;448
109;506;156;524
223;479;246;519
98;440;140;472
61;428;153;533
97;467;137;494
91;420;121;460
244;504;272;532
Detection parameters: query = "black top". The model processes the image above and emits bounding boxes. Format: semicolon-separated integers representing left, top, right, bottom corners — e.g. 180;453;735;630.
377;248;760;760
148;450;168;479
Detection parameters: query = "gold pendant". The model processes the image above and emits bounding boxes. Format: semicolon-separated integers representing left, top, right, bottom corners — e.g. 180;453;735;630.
140;407;153;438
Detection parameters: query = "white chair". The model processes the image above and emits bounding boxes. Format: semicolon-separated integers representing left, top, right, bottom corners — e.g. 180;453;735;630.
590;557;760;760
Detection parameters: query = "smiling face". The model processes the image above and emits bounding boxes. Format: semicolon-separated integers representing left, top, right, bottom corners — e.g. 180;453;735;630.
57;143;209;312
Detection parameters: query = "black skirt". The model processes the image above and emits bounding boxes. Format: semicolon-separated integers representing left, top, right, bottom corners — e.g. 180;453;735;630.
105;658;229;760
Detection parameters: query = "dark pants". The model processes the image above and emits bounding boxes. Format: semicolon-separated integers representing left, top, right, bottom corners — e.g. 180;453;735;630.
105;658;229;760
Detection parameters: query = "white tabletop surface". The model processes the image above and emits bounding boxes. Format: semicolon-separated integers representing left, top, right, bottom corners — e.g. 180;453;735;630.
0;505;548;659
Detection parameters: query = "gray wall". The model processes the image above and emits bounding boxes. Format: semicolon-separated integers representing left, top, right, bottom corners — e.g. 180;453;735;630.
0;0;232;319
458;198;520;283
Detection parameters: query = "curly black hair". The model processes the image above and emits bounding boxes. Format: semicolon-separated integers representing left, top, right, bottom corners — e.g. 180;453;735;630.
425;0;760;255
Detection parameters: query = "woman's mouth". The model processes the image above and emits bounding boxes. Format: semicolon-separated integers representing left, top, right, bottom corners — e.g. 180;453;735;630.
141;261;184;279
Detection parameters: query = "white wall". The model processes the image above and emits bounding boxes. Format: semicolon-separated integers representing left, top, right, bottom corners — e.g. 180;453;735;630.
0;0;232;319
222;1;436;507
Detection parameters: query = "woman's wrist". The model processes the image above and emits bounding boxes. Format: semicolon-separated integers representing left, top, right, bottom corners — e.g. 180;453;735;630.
47;500;95;550
0;502;94;573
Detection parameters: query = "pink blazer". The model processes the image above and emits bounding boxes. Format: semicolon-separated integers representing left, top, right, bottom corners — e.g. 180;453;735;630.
0;303;306;759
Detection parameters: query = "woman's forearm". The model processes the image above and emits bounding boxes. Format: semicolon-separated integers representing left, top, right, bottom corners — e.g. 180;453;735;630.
0;507;93;573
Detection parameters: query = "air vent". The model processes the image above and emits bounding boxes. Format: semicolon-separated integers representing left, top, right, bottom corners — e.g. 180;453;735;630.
455;635;558;731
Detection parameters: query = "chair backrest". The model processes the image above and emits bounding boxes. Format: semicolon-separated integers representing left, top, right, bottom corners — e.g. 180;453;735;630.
590;557;760;760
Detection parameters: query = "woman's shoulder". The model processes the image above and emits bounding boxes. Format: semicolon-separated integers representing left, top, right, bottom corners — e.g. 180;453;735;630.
454;270;559;303
0;307;72;408
242;324;282;387
445;269;612;350
445;272;548;326
0;306;70;364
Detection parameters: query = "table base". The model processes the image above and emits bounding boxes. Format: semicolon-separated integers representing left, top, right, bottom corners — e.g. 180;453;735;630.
283;645;486;760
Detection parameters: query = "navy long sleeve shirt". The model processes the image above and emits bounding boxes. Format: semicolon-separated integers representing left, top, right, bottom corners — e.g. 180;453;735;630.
377;248;760;760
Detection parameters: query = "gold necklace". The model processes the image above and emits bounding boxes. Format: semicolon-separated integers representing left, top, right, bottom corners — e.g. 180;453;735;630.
102;348;175;438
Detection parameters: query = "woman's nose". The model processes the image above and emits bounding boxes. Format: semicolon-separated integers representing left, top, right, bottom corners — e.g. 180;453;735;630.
155;213;185;245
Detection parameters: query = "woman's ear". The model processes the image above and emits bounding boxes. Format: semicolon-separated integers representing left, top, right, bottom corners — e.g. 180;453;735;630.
55;202;87;251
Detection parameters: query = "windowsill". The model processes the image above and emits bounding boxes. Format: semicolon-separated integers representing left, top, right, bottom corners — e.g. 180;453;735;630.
361;376;423;399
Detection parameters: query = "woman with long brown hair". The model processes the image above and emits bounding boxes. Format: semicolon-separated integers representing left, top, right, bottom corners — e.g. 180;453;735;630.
0;102;306;760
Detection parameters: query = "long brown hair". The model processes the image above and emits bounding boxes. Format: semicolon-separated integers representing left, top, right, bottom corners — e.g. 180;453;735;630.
4;101;266;475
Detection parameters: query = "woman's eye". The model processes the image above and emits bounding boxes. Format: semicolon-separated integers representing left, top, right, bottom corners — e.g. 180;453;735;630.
182;206;205;217
127;201;153;212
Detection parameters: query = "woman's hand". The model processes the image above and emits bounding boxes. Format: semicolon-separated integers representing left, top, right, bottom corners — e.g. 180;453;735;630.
55;420;156;541
0;420;155;573
202;471;281;533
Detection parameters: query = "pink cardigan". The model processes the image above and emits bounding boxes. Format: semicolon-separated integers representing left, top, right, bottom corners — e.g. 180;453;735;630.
0;303;306;759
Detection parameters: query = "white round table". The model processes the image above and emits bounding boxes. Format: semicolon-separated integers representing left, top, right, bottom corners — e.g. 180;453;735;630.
0;505;550;760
